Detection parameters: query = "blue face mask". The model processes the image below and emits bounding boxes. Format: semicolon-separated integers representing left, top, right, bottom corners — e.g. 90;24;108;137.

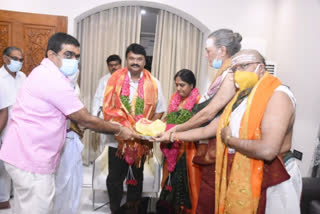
212;58;222;69
60;59;79;76
211;49;223;69
7;59;23;72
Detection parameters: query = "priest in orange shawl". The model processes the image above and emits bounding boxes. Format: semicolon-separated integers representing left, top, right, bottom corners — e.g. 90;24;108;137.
103;44;166;213
216;49;301;214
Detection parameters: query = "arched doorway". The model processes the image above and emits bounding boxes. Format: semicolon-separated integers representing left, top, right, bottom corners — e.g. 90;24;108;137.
75;1;210;164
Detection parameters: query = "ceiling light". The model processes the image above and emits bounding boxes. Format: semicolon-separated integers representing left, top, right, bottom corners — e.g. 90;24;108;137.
141;10;146;15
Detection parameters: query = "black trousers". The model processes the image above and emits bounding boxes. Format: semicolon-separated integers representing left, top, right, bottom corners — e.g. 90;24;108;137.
106;147;145;213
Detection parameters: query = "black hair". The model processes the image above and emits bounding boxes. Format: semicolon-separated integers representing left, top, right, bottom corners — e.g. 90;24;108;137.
106;54;122;65
3;46;22;56
125;43;146;59
45;32;80;57
174;69;196;88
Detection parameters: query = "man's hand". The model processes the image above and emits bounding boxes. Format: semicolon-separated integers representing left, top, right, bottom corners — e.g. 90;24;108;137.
151;131;171;143
117;126;141;141
221;126;232;146
0;107;8;135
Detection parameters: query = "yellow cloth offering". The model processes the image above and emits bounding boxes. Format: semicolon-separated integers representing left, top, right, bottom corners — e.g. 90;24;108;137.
135;118;166;137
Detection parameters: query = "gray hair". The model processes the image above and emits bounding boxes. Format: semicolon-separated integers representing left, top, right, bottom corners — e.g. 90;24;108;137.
3;46;22;56
208;29;242;56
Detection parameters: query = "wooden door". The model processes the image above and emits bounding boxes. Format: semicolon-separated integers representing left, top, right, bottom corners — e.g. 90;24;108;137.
0;10;67;75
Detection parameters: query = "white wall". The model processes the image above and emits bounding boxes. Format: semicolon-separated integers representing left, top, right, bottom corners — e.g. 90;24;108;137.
1;0;319;176
0;0;274;53
270;0;320;176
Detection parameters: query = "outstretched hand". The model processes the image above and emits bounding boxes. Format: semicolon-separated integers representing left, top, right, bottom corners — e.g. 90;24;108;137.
151;131;171;143
117;126;141;141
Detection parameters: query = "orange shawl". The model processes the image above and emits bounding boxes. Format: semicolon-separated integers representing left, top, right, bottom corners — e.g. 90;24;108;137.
215;72;281;214
103;67;158;125
103;68;158;165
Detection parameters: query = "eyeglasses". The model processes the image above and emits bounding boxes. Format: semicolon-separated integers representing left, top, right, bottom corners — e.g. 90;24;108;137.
8;55;24;62
60;51;80;60
232;62;258;72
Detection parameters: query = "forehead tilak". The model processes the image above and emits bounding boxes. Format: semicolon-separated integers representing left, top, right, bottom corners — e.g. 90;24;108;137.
231;54;261;67
206;38;215;48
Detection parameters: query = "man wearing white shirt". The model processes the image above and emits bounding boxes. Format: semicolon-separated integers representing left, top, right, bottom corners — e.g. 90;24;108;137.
92;55;122;152
0;46;26;209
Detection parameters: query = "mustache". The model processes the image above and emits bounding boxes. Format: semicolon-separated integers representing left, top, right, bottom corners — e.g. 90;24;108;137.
130;64;140;68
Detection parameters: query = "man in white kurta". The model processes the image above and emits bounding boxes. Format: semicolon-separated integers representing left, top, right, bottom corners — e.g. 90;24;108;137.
0;47;26;209
92;54;122;152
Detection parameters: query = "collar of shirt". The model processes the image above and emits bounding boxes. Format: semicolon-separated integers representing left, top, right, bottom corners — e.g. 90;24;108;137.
0;65;24;80
41;58;70;82
128;70;143;84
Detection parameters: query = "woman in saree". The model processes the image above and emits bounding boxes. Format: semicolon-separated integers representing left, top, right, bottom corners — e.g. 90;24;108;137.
157;69;201;214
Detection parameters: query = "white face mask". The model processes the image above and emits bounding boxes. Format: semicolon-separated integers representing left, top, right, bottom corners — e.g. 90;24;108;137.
68;69;79;88
60;58;79;76
7;59;23;72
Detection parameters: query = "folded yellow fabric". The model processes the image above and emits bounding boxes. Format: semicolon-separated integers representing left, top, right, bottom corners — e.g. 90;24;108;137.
135;118;166;137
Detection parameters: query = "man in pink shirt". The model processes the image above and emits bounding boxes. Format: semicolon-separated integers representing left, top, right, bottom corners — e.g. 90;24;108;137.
0;33;138;214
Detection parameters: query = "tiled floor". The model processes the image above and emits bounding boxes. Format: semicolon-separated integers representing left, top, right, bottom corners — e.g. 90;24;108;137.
0;165;113;214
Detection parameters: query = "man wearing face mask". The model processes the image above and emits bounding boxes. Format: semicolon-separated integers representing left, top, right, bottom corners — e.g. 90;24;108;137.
0;46;26;209
0;33;139;214
217;49;302;214
92;54;122;152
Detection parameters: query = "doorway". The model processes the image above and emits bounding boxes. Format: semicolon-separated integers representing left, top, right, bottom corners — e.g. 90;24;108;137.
0;10;67;75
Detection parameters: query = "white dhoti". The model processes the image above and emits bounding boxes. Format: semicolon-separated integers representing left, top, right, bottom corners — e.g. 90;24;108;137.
229;85;301;213
54;131;84;214
4;162;55;214
265;158;302;214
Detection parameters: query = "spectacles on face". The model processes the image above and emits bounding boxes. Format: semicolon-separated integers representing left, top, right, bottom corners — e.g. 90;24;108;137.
59;51;80;60
8;55;24;62
232;62;258;72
